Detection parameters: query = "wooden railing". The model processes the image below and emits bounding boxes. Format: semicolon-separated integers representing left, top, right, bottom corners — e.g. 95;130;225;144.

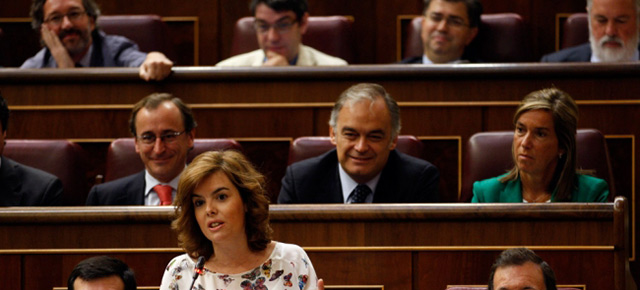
0;198;633;290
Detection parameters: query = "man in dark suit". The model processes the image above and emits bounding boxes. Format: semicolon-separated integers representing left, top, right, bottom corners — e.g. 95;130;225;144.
401;0;482;64
86;93;196;205
278;83;439;204
0;93;62;206
541;0;639;63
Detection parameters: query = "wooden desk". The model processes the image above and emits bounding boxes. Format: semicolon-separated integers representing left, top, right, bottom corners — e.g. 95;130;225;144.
0;199;633;290
0;64;638;276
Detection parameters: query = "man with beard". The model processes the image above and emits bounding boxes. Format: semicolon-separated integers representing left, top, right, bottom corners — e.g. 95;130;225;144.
542;0;639;62
21;0;173;81
400;0;482;64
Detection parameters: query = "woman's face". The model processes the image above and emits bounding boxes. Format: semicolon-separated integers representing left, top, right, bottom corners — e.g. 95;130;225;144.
192;171;246;245
513;109;564;177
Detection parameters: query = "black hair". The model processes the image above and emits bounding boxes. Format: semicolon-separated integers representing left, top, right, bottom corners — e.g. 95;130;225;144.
68;256;136;290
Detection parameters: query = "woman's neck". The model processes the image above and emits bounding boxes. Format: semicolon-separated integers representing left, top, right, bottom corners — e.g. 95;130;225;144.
206;240;272;274
520;172;553;202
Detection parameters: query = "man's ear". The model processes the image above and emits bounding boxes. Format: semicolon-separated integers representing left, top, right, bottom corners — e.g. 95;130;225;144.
88;15;96;32
329;126;337;145
299;12;310;35
388;134;398;150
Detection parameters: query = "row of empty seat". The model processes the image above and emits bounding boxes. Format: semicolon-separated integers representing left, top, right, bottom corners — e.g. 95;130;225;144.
4;128;613;205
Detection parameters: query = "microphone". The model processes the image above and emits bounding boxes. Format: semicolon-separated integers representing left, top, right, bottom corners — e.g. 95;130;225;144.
189;256;205;290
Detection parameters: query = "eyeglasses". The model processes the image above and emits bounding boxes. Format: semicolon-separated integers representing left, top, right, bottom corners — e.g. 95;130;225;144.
254;18;297;34
137;131;186;145
44;10;87;26
427;13;468;28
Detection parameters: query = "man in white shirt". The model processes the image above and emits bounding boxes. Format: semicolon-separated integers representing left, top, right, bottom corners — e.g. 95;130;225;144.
216;0;347;66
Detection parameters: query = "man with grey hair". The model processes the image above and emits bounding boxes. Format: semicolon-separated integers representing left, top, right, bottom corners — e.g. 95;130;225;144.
541;0;639;62
278;83;439;203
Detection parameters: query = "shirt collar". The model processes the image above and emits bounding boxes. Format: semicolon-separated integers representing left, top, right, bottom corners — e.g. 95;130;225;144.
144;167;184;200
423;54;465;64
338;164;381;203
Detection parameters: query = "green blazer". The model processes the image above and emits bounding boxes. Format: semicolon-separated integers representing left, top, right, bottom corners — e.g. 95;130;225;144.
471;173;610;203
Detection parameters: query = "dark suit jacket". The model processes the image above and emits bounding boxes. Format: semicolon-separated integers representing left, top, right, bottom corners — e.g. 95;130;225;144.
0;156;63;206
400;56;425;64
278;149;440;203
86;171;146;205
540;43;592;62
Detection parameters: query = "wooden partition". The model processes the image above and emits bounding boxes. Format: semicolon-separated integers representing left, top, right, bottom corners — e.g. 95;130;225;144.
0;199;633;290
0;64;639;273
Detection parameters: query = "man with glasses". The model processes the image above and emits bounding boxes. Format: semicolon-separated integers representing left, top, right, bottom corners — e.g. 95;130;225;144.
216;0;347;66
86;93;196;205
541;0;639;62
401;0;482;64
21;0;173;81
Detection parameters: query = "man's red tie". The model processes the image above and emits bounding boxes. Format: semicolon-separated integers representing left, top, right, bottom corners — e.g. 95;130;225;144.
154;184;173;205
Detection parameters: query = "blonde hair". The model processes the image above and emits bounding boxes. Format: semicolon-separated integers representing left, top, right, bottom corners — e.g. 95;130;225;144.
172;150;272;259
500;88;578;201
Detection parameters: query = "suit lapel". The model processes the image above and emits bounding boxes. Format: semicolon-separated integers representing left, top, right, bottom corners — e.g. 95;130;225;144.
371;150;398;203
113;171;146;205
330;163;344;203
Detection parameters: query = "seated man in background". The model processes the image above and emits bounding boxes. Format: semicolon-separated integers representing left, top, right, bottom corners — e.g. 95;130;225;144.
216;0;347;66
488;248;557;290
21;0;173;81
278;83;439;203
401;0;482;64
541;0;639;62
0;93;62;206
86;93;196;205
68;256;136;290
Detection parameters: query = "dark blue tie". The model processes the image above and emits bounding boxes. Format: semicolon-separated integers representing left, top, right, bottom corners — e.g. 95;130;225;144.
349;184;371;203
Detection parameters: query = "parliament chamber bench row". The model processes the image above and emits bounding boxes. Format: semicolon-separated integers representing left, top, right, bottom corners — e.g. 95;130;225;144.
0;201;633;290
1;64;639;278
0;11;591;67
4;128;614;206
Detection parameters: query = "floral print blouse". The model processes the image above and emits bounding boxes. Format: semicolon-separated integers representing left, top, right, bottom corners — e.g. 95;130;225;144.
160;242;318;290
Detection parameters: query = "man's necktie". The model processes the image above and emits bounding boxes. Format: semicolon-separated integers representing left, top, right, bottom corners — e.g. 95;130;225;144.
154;184;173;205
349;184;371;203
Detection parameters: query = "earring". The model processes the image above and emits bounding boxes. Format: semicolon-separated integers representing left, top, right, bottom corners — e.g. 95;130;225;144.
558;153;563;159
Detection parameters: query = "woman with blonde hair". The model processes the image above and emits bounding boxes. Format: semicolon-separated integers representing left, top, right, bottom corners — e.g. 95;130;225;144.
160;150;320;290
472;88;609;203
